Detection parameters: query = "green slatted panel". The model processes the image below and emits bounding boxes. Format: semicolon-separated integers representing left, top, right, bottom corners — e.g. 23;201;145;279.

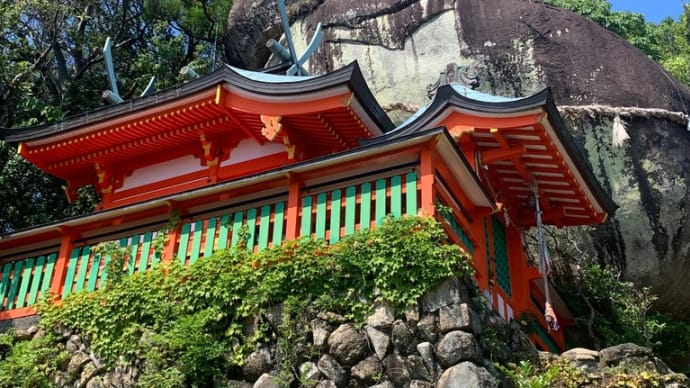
218;214;231;250
272;202;285;247
258;206;271;251
0;262;13;310
189;221;203;265
204;217;218;257
87;254;101;292
27;255;46;305
62;248;81;297
315;193;328;239
375;179;387;226
492;216;511;297
345;186;357;235
6;261;23;310
176;223;191;265
74;247;92;292
360;183;372;230
390;175;402;217
40;253;57;294
301;196;313;237
139;232;154;271
129;235;140;275
245;208;257;250
330;190;342;244
230;212;244;248
405;172;418;215
15;258;34;308
442;211;475;254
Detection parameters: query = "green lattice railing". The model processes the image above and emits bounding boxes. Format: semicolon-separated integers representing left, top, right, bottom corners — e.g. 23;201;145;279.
0;253;57;311
492;215;511;297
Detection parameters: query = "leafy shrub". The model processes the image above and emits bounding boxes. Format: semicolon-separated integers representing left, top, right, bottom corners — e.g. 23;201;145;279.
0;216;471;386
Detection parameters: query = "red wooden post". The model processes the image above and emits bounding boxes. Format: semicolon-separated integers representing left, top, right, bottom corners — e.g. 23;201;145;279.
420;143;436;217
51;231;75;300
285;173;302;240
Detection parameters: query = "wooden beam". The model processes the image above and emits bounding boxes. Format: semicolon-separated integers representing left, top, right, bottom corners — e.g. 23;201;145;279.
482;146;526;164
441;112;545;132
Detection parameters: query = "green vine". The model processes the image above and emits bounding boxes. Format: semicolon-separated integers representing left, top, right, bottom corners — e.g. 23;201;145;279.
1;216;472;386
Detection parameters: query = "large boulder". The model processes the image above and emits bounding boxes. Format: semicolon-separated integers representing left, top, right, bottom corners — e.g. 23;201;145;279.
226;0;690;319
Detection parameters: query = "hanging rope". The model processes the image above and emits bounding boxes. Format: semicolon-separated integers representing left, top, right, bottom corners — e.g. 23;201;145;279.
531;179;559;332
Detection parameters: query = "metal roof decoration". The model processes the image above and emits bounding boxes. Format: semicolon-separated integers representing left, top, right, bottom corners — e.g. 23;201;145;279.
265;0;323;76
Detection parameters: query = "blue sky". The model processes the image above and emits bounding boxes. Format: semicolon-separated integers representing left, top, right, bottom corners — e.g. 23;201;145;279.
609;0;687;23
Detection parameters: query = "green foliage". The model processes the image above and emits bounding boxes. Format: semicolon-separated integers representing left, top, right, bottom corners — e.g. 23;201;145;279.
0;332;68;388
0;0;232;232
545;0;690;83
497;358;678;388
559;259;665;350
0;216;471;385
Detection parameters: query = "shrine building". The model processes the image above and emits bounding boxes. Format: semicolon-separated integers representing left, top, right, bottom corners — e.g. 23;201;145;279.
0;61;616;352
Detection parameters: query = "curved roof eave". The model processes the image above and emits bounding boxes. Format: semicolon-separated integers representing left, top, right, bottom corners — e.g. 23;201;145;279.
388;85;552;139
541;93;619;216
1;61;394;145
384;85;618;217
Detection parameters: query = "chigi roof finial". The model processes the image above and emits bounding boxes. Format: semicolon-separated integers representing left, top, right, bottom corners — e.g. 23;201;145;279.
265;0;323;76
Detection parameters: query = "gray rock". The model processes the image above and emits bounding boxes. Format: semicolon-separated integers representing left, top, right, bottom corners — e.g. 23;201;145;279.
391;320;418;356
382;354;411;387
242;346;273;382
79;362;101;388
318;312;348;324
369;382;395;388
434;330;481;367
101;370;124;388
53;371;69;387
311;318;331;350
420;277;468;313
404;304;420;326
351;355;383;386
367;301;395;329
561;347;600;373
409;380;433;388
315;380;338;388
13;327;34;341
405;355;431;381
224;380;253;388
66;334;84;352
416;314;439;343
265;303;286;329
328;324;369;367
365;326;391;360
86;376;104;388
599;343;652;367
416;342;436;378
437;361;497;388
253;373;280;388
67;351;91;377
317;354;348;388
439;303;482;335
298;361;322;387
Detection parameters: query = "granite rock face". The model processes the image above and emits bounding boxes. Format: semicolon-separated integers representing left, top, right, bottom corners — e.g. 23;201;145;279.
227;0;690;318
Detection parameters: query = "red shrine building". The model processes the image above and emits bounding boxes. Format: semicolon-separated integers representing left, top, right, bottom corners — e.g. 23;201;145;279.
0;62;616;352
